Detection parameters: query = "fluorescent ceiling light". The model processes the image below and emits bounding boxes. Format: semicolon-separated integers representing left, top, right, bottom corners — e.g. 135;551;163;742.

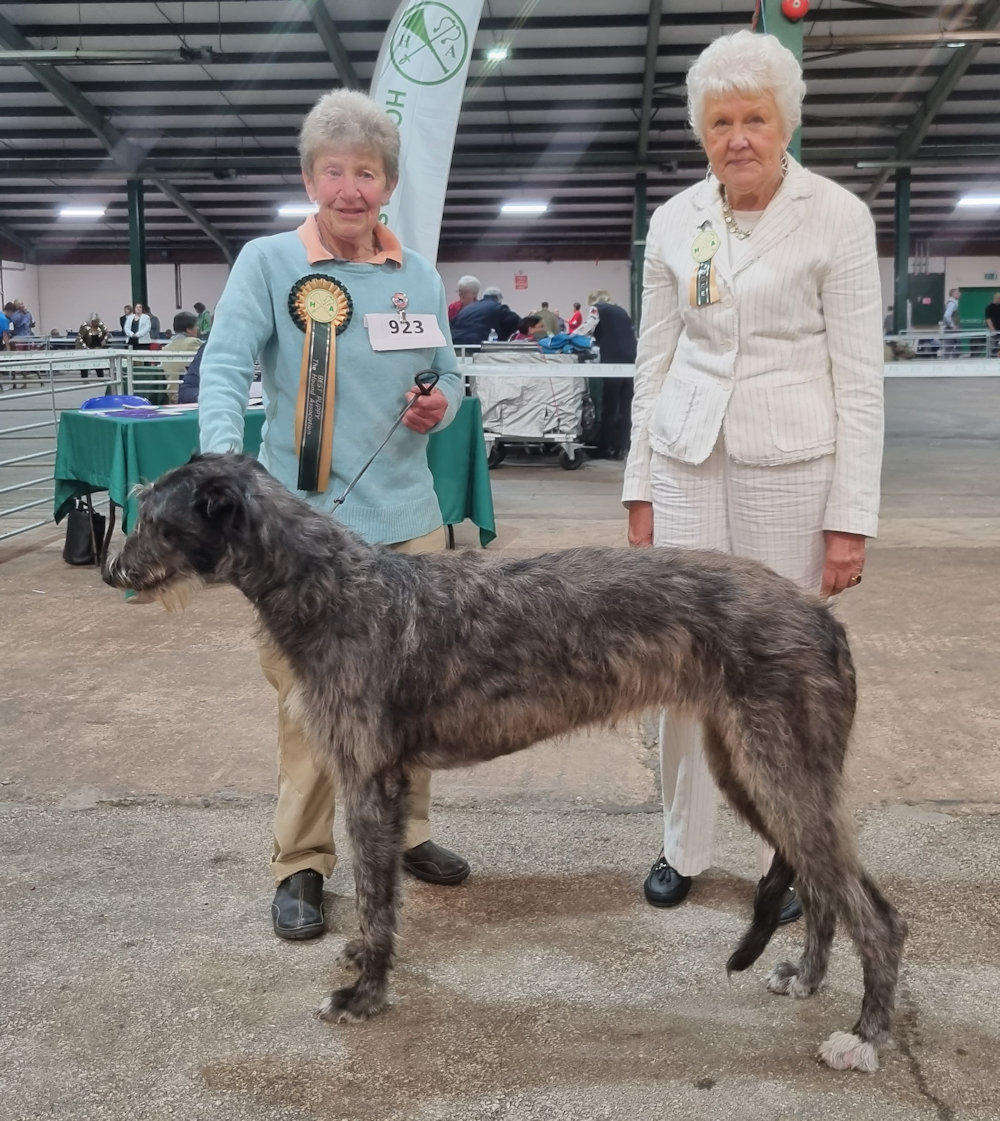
486;45;509;62
59;206;105;218
957;195;1000;207
277;202;318;216
500;202;548;215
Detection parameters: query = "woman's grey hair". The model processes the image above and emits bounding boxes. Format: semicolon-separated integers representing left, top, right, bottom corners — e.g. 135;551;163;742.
686;30;804;144
299;89;401;182
457;275;481;295
482;286;503;300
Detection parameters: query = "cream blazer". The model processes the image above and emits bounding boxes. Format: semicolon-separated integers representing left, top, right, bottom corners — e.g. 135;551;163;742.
622;157;884;538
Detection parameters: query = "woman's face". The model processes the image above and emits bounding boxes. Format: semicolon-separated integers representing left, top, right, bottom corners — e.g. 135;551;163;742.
133;303;144;314
303;146;396;247
701;90;788;206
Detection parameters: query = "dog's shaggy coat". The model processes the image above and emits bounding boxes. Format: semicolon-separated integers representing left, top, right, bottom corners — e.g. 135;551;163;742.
103;453;906;1072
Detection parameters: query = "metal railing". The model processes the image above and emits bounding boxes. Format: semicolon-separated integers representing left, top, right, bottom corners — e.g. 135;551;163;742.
0;350;180;544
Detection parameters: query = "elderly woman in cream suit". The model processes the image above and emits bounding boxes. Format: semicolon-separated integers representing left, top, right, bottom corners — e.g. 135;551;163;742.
623;31;884;921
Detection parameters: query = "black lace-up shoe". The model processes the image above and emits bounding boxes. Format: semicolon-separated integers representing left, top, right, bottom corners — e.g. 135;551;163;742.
643;852;692;908
271;869;325;940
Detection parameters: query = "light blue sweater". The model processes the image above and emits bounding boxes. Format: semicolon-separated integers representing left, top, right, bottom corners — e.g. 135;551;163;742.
198;230;462;545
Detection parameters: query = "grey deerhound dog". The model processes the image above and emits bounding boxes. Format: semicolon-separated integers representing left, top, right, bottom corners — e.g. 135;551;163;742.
104;453;906;1073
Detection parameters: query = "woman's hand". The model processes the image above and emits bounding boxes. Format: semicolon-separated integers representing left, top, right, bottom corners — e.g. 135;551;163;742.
401;386;448;434
627;501;654;548
822;530;866;597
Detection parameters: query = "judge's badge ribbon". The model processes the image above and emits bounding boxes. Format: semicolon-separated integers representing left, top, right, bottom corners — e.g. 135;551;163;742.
689;223;721;307
288;274;353;492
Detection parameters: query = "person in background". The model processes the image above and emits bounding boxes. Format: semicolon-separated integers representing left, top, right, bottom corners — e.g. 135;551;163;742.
567;302;584;333
119;304;133;332
984;292;1000;357
0;305;10;353
197;87;470;942
941;287;961;357
509;314;547;343
146;307;162;340
448;275;480;322
450;285;521;345
74;312;110;378
193;301;213;339
531;301;558;336
578;290;637;460
123;302;152;350
10;300;34;337
624;30;883;923
159;310;202;401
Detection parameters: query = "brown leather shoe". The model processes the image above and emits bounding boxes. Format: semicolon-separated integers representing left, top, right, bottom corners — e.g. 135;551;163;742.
402;840;471;885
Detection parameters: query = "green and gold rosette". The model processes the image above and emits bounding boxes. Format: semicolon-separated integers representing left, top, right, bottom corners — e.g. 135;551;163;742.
289;274;353;493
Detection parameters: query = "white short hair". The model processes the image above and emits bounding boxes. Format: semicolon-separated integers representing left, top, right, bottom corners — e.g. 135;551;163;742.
457;275;481;295
482;286;503;300
687;30;804;144
299;89;400;182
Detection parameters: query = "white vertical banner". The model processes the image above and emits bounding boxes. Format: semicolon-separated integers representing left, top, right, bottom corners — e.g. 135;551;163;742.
370;0;484;263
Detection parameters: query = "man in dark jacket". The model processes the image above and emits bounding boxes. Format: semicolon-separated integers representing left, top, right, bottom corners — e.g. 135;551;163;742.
580;290;637;459
450;286;521;345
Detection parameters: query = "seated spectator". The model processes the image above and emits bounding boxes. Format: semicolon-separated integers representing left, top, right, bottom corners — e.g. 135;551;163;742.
509;314;547;343
74;312;110;378
176;344;204;405
448;275;480;322
160;311;203;402
451;286;521;345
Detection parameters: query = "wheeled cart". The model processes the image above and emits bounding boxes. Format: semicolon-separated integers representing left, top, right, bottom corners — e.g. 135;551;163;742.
467;344;593;470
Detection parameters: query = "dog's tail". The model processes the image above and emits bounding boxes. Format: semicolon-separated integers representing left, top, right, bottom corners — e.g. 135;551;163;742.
726;852;796;974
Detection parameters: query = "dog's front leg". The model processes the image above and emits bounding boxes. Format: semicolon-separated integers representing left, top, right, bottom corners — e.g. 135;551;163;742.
319;760;408;1024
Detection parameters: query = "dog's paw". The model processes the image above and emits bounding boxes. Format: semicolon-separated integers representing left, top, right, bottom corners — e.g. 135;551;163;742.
766;960;800;995
318;982;387;1024
337;939;364;970
817;1030;879;1073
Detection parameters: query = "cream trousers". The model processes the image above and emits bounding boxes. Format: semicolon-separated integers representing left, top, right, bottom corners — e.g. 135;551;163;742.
261;525;447;883
651;442;832;878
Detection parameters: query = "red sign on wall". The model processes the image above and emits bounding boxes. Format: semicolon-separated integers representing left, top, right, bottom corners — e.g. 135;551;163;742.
513;272;528;291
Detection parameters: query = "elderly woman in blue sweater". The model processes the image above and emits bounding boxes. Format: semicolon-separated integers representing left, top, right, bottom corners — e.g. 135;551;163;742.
198;89;470;941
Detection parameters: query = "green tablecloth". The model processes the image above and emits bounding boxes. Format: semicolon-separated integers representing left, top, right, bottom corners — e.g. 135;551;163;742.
54;398;496;546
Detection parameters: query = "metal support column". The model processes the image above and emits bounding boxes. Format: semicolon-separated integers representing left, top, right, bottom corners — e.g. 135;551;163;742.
127;178;147;307
759;0;802;161
631;172;648;328
892;168;911;334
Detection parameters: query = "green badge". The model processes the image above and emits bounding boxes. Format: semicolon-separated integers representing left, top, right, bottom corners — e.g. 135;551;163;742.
691;224;720;263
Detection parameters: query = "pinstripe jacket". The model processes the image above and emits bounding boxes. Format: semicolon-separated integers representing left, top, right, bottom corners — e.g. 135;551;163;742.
622;156;884;538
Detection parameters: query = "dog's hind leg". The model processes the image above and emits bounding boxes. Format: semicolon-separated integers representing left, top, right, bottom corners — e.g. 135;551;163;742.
319;761;408;1024
766;877;836;998
817;871;907;1073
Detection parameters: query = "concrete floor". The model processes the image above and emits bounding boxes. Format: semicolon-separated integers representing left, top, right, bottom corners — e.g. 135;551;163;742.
0;377;998;1120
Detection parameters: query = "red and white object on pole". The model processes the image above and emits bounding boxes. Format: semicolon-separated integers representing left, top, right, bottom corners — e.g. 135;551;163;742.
781;0;809;19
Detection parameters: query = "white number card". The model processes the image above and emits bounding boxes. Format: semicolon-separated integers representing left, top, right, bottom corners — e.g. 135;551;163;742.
364;313;447;351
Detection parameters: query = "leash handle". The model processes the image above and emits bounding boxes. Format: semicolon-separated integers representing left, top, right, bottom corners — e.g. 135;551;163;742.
413;369;439;396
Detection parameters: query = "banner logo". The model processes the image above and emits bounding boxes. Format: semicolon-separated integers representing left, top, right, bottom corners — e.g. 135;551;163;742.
389;1;469;85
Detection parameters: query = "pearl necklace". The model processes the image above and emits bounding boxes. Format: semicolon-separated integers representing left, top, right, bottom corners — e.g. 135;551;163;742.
720;189;753;240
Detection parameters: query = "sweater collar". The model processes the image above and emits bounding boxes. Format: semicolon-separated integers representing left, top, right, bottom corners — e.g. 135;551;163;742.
297;215;403;267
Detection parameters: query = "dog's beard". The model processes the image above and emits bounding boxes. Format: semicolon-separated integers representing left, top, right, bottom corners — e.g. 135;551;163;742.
127;574;201;612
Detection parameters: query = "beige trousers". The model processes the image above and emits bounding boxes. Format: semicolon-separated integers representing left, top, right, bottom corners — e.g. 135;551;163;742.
261;526;447;883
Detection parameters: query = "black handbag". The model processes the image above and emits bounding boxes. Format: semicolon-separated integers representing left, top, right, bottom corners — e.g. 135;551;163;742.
62;495;107;566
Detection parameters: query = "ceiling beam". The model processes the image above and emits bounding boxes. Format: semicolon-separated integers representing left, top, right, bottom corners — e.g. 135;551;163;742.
0;10;232;262
636;0;665;165
303;0;360;89
864;0;1000;204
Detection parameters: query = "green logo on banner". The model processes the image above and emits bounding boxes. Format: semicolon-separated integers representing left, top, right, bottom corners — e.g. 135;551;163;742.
389;1;469;86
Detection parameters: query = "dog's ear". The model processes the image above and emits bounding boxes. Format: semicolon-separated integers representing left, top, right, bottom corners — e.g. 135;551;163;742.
191;471;252;535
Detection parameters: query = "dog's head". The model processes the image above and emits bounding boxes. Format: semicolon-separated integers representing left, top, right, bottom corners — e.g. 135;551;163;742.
102;453;272;597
